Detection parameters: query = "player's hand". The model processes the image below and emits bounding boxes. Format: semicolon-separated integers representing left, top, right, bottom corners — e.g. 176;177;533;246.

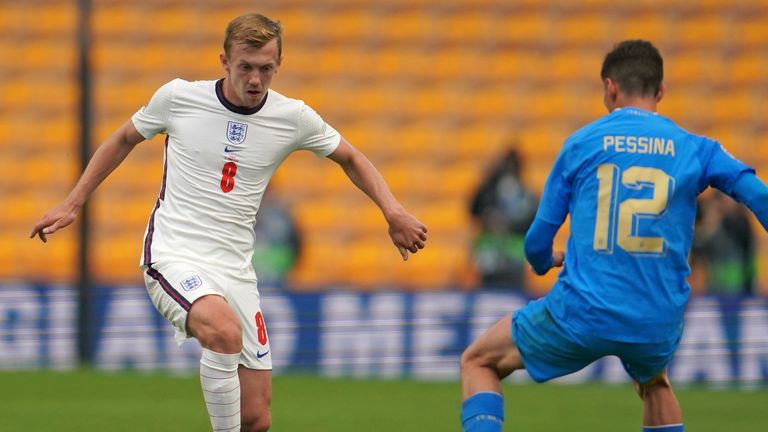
386;209;428;261
29;202;80;243
551;250;565;268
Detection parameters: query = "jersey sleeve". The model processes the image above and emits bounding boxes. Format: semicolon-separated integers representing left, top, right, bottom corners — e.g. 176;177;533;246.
699;138;755;195
524;218;560;275
295;103;341;157
732;172;768;231
535;143;573;225
131;79;178;139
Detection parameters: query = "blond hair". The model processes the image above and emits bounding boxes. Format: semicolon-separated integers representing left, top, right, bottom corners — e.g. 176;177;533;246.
223;13;282;58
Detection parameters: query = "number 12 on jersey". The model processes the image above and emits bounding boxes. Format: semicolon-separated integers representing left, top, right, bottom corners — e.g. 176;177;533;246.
593;164;674;256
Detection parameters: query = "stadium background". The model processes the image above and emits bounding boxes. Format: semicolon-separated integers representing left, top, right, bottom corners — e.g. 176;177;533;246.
4;0;768;291
1;0;768;429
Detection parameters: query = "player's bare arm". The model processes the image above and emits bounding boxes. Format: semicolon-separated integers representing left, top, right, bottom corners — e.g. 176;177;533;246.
30;119;146;242
327;137;428;261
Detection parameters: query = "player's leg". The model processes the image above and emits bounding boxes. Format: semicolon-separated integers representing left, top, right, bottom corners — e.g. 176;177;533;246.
460;314;522;432
188;294;244;353
460;298;598;432
635;370;683;431
239;367;272;432
619;333;683;431
188;294;245;432
226;278;273;431
144;263;244;432
461;314;523;397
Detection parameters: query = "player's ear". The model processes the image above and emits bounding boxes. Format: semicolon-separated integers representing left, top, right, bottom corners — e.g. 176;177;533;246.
603;78;618;110
605;78;619;99
655;83;666;103
220;52;230;72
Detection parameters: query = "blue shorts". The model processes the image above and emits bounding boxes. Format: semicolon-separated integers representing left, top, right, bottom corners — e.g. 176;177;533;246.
512;299;680;384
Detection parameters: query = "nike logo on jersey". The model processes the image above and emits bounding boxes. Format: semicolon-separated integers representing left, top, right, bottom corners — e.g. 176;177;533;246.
256;350;269;359
224;146;242;153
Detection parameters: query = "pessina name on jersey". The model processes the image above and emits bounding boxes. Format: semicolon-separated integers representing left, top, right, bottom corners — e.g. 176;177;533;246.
603;135;675;157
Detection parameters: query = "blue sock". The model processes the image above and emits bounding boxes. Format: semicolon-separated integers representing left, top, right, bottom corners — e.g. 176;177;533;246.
461;392;504;432
642;425;684;432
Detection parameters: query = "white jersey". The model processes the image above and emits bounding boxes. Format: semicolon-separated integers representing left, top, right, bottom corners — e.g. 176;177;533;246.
132;78;340;275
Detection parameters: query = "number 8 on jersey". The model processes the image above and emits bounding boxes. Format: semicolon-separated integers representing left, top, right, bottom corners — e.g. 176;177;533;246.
220;161;238;193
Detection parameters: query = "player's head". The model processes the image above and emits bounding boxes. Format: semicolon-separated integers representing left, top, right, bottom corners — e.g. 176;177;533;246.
600;40;664;111
224;13;283;59
220;13;283;108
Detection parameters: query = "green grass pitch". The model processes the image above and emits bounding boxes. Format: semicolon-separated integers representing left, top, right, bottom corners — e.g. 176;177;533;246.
0;370;765;431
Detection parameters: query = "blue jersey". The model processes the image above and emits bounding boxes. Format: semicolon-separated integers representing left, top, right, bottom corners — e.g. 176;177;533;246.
536;107;754;343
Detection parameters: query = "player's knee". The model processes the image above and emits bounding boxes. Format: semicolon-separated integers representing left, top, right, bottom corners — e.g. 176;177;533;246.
197;320;243;353
460;343;486;372
188;296;244;353
215;321;243;353
241;410;271;432
637;372;672;398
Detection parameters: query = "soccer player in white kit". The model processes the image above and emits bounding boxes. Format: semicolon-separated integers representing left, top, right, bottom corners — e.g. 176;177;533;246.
30;13;428;432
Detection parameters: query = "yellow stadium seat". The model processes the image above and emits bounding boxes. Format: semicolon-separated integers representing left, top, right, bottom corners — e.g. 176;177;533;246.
666;50;727;86
92;4;144;37
440;161;484;199
36;116;77;148
728;49;767;85
455;123;511;160
737;12;768;48
323;8;378;43
676;13;730;48
440;11;496;45
613;13;671;43
19;40;75;70
0;3;74;36
547;49;604;83
91;236;143;283
142;7;201;38
37;3;77;35
710;90;756;124
554;12;612;47
415;198;471;235
495;12;551;45
377;10;436;45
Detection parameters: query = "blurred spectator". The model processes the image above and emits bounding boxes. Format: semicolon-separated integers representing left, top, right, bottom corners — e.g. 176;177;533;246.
692;190;756;296
251;188;302;288
469;147;538;290
691;189;756;380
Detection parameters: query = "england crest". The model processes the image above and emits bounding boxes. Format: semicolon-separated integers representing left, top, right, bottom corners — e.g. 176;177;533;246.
180;274;203;292
227;121;248;144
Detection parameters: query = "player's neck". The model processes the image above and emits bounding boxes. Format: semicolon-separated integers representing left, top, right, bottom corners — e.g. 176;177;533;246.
614;99;657;113
221;78;239;105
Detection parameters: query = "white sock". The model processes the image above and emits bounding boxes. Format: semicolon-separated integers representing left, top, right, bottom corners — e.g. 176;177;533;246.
200;349;241;432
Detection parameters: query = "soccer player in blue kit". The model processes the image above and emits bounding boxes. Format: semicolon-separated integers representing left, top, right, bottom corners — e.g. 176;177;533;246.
460;40;768;432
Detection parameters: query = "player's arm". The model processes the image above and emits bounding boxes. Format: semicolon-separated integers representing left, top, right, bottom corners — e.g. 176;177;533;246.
30;120;146;242
702;139;768;231
327;137;428;261
732;172;768;231
524;219;564;275
523;145;571;275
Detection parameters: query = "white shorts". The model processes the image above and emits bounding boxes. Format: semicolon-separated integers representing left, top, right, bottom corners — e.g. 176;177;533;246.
142;261;272;370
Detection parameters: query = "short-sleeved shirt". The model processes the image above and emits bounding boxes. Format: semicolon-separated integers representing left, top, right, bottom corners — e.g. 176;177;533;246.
536;107;754;343
132;79;340;275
